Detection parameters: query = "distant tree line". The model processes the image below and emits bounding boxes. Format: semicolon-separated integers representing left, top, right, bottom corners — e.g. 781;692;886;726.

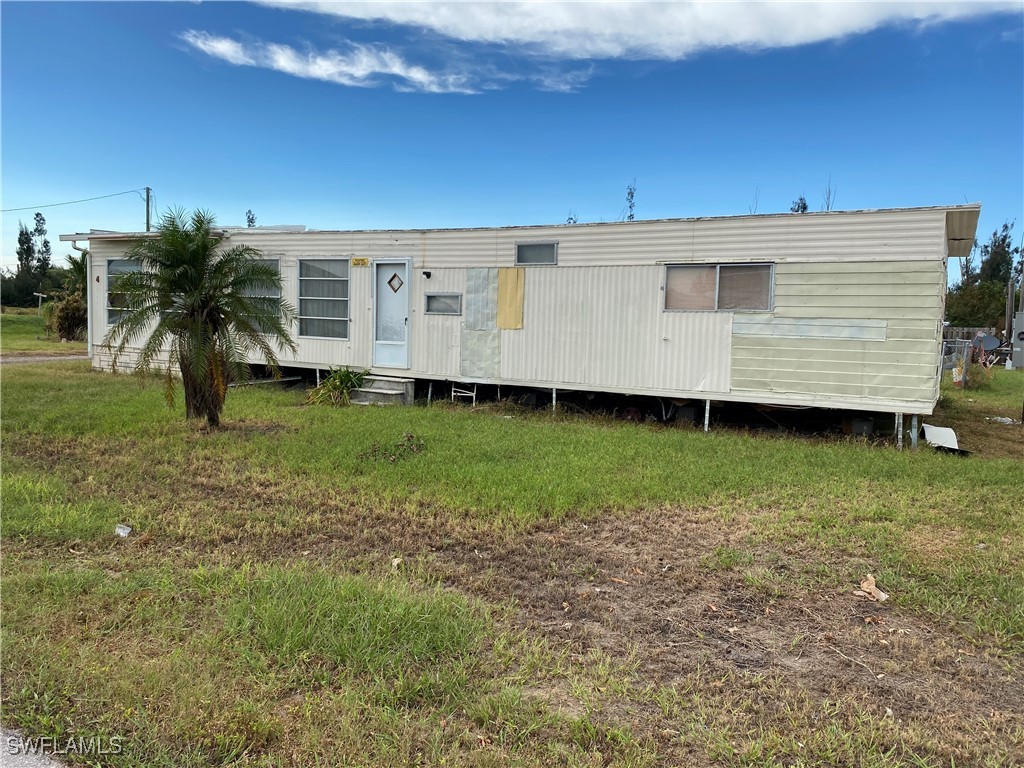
946;222;1022;331
1;213;67;307
1;212;88;339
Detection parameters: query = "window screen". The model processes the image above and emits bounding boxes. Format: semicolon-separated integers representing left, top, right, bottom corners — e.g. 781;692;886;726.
664;263;773;311
425;293;461;315
718;265;772;310
665;266;716;310
107;259;142;324
515;242;557;265
299;259;349;338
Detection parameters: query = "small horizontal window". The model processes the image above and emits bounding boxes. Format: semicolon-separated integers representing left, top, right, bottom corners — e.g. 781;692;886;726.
665;264;773;312
515;242;557;265
425;293;462;315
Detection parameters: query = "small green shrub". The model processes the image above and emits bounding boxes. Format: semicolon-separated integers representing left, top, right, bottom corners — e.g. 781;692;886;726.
41;294;87;341
307;367;367;406
53;294;87;341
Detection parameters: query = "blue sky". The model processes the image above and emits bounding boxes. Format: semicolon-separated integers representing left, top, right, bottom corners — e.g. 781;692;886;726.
2;1;1022;280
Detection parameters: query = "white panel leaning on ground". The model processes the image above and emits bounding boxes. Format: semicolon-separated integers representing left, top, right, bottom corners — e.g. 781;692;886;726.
61;203;980;419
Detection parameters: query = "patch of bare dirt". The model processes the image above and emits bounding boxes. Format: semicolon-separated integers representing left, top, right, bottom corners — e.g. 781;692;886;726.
426;509;1023;765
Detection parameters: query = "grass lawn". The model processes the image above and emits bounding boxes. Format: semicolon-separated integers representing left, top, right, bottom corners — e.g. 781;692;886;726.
1;361;1022;767
1;309;87;356
934;365;1024;459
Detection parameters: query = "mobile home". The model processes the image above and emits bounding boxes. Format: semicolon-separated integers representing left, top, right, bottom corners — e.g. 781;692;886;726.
62;203;980;420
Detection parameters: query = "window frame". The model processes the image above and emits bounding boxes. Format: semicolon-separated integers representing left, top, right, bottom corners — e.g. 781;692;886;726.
106;258;143;325
663;262;775;313
298;258;351;340
424;292;462;316
514;240;558;266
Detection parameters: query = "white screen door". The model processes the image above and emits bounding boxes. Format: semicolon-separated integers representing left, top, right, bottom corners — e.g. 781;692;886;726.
373;261;410;368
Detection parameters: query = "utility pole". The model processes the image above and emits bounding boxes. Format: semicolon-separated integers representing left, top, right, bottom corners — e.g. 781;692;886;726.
145;187;151;232
1007;276;1014;343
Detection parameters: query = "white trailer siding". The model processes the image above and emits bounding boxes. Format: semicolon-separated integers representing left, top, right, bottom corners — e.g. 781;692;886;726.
412;268;465;378
500;266;731;393
90;240;150;372
729;258;946;410
71;204;978;415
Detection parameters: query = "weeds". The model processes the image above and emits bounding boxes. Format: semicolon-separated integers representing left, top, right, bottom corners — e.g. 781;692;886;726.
358;432;425;463
306;366;367;406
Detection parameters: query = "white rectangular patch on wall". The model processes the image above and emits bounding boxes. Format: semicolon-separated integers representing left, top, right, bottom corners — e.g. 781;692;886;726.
733;317;888;341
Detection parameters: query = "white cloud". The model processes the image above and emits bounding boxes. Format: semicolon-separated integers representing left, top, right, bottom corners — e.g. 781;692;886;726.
184;2;1019;94
180;30;478;93
182;30;256;66
263;1;1022;60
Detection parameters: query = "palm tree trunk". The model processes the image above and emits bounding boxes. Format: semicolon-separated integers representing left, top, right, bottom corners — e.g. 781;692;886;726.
179;359;207;420
204;350;227;428
183;378;205;419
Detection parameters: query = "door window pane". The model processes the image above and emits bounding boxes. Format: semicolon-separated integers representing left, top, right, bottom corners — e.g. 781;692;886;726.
375;266;407;342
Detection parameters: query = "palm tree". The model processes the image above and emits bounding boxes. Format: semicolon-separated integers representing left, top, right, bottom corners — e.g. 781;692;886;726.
65;252;88;299
104;209;297;427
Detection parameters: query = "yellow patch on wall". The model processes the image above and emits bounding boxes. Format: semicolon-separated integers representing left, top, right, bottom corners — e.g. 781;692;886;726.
497;268;524;330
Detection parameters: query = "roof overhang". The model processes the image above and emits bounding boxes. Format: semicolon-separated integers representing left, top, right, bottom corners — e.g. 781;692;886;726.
59;229;226;243
945;205;980;258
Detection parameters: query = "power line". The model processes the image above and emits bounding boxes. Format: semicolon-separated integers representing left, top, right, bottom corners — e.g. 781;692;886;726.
1;188;146;213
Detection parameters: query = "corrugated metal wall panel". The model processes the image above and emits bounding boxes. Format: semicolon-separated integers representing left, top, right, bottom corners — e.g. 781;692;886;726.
500;266;730;393
411;268;463;377
654;310;732;393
